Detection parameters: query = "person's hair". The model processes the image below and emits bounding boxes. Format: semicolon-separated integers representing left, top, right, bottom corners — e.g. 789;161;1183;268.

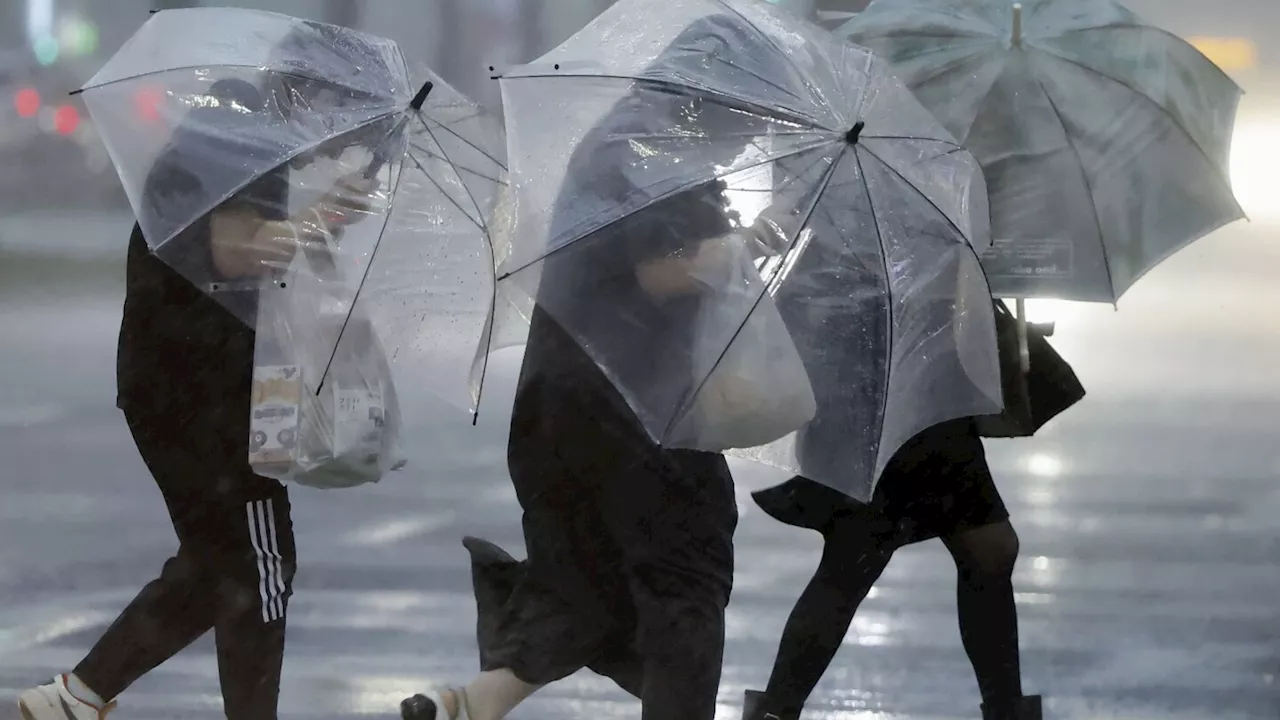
141;76;290;255
142;79;260;221
206;78;265;112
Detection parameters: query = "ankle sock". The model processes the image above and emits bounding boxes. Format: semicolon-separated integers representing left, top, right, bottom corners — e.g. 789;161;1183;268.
64;673;106;708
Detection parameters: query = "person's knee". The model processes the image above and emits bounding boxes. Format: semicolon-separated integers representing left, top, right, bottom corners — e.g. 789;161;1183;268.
206;540;297;624
987;525;1021;577
819;514;896;573
951;523;1020;581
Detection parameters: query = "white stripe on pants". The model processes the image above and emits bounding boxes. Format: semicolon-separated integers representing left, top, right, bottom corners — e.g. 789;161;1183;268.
247;499;287;622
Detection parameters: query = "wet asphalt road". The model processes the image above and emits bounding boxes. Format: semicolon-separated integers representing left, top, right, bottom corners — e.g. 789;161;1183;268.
0;212;1278;719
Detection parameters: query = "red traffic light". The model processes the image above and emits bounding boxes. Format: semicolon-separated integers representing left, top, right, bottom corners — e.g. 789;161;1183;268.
14;88;40;118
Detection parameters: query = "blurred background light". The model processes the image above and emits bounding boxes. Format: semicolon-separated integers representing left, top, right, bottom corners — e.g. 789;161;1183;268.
1025;453;1064;478
133;86;163;123
52;104;79;136
14;87;41;118
32;34;59;66
1188;36;1259;72
1229;119;1280;222
58;16;99;58
25;0;54;43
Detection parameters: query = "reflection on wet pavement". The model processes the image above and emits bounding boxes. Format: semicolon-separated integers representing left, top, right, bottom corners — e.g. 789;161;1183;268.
4;1;1280;706
1;231;1277;718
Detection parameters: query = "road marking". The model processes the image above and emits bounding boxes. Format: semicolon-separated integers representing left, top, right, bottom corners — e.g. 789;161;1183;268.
343;512;456;547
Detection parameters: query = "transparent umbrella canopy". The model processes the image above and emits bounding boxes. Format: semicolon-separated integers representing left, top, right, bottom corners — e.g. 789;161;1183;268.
77;7;506;414
488;0;1002;499
842;0;1246;307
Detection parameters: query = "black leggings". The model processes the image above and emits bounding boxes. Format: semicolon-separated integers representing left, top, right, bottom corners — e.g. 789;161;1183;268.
761;517;1023;715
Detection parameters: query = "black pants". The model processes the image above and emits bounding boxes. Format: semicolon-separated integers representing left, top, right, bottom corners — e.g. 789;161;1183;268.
483;377;738;720
75;409;296;720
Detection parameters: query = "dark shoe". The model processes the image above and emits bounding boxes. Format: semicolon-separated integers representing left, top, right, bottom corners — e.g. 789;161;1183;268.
401;689;470;720
400;693;440;720
982;695;1043;720
742;689;798;720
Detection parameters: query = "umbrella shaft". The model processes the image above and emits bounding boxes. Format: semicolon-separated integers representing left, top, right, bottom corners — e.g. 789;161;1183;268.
1012;3;1023;47
1015;298;1030;373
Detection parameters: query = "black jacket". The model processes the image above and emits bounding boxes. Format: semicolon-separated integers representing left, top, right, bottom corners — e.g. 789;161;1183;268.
117;87;289;448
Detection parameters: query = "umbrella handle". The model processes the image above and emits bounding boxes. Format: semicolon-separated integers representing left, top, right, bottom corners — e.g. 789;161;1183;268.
1011;3;1023;48
1015;297;1030;374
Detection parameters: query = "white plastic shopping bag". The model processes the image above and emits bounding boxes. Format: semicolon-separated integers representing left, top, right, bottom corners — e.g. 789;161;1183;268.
250;246;404;488
674;233;816;451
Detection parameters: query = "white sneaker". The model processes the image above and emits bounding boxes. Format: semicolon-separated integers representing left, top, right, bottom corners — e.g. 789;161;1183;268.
18;675;115;720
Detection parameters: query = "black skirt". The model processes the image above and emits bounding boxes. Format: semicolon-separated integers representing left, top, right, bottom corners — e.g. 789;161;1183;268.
474;310;737;688
753;418;1009;545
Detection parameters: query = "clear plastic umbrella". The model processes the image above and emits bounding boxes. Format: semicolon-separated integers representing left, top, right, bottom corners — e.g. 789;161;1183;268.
488;0;1002;499
841;0;1245;308
76;7;506;412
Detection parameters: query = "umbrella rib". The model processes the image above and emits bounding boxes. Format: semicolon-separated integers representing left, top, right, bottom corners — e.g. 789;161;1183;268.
850;30;992;42
495;136;837;282
1048;23;1244;86
610;129;819;145
865;134;962;148
408;141;507;185
415;113;508;175
315;134;413;394
857;143;974;248
505;73;824;130
899;45;999;96
706;54;810;110
850;146;895;476
399;145;500;410
76;64;403;103
662;146;845;443
415;112;494;244
1031;47;1242;194
710;0;816;107
405;144;489;232
759;148;846;208
414;110;501;419
847;50;879;125
1028;76;1117;301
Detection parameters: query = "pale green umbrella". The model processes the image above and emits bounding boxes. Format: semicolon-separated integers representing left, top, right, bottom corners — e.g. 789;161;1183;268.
842;0;1245;365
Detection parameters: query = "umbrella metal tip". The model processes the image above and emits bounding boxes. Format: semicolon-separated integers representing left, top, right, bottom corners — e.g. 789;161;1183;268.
845;121;865;144
410;81;434;111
